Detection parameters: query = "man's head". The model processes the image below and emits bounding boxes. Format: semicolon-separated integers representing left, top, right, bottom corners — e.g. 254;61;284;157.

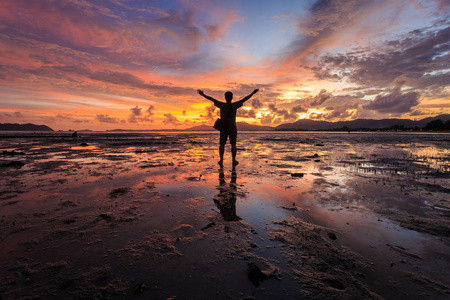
225;91;233;102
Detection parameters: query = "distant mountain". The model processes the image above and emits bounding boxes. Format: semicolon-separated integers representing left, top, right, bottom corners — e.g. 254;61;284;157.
0;123;54;131
416;114;450;126
275;114;450;131
186;122;275;131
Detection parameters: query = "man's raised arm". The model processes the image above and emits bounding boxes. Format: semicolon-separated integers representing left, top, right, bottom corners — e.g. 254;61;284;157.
237;89;259;105
197;89;219;104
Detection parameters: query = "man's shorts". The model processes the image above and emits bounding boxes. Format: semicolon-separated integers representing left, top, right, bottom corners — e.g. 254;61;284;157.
220;127;237;145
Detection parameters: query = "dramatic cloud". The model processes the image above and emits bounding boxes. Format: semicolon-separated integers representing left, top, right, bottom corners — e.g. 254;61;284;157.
362;76;420;114
251;98;264;109
237;109;256;119
146;105;155;116
260;113;276;125
298;0;369;36
130;106;142;116
203;104;218;121
163;113;181;126
292;105;307;113
364;89;420;114
127;114;138;123
312;26;450;91
265;103;298;123
128;105;155;123
3;111;24;118
96;114;120;124
323;99;359;120
310;89;332;107
280;0;383;68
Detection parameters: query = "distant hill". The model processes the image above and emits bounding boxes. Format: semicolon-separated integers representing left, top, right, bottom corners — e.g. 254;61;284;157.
187;122;274;131
0;123;54;131
275;114;450;131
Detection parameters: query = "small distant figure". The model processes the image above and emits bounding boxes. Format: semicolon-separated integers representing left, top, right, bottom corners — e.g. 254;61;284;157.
72;131;78;138
197;88;259;169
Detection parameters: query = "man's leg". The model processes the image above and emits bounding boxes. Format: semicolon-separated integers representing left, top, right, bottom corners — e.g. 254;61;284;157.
231;144;237;165
230;130;238;169
219;131;227;168
219;144;225;167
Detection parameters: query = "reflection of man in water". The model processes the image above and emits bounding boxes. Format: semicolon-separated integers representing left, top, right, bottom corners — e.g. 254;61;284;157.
197;89;259;169
214;170;241;221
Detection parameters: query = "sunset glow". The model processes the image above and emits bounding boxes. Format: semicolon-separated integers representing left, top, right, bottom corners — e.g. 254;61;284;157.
0;0;449;130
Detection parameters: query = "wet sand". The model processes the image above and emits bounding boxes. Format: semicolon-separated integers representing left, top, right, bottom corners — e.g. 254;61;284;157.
0;131;449;299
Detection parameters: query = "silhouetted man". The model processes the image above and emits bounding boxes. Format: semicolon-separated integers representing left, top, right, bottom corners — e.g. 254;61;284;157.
197;88;259;169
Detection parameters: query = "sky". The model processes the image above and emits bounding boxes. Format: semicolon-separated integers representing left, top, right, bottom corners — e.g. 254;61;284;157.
0;0;449;130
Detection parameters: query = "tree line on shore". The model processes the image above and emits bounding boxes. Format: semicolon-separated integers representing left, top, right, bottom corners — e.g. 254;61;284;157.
330;119;450;132
372;119;450;132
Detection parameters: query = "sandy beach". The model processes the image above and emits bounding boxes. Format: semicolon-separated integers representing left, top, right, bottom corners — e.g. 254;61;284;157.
0;131;449;299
